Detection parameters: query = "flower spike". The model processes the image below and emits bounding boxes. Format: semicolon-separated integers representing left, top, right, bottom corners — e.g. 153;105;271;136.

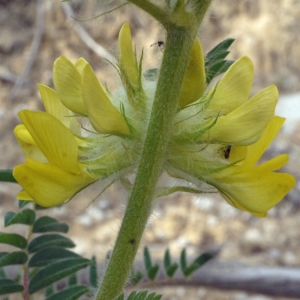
13;23;295;215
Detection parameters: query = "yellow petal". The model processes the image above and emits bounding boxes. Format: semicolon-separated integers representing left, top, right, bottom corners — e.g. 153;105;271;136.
13;159;95;207
207;85;278;145
254;154;289;173
178;38;206;108
75;57;89;75
209;170;296;216
207;56;254;113
53;56;87;115
38;84;72;127
14;124;47;163
17;191;33;201
118;23;138;86
38;84;81;135
19;110;81;173
239;116;285;170
81;63;130;135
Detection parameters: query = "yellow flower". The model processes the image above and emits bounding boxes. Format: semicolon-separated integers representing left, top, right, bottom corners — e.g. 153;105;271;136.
13;23;295;215
206;117;296;217
13;110;96;207
168;53;295;217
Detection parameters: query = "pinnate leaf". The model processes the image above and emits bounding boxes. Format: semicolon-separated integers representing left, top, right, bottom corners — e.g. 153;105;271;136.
0;278;24;295
0;251;28;268
45;285;89;300
0;233;27;249
28;234;75;253
28;247;80;267
5;209;35;227
32;216;68;233
29;258;91;294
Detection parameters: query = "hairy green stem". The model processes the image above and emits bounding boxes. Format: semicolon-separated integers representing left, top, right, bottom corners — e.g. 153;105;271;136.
95;2;212;299
127;0;168;25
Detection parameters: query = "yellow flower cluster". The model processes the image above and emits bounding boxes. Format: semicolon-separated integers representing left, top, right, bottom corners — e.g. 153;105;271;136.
13;23;295;216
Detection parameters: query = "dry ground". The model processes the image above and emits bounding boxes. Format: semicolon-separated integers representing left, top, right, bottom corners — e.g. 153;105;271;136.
1;1;300;299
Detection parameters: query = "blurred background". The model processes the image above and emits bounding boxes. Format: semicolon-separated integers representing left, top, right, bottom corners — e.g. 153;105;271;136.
0;1;300;299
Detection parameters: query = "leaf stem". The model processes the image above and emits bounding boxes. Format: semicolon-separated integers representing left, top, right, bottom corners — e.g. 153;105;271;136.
127;0;168;25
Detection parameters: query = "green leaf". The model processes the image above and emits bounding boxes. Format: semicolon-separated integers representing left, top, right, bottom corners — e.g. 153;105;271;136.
205;38;235;84
163;248;172;269
134;290;147;299
45;285;89;300
125;291;163;300
147;265;159;281
166;263;178;278
164;249;178;278
147;293;163;300
68;273;77;286
129;270;143;285
0;251;28;267
29;258;91;294
0;170;17;183
0;267;7;278
32;216;69;233
143;246;152;270
28;247;80;267
206;38;235;61
0;278;24;295
89;256;98;289
184;252;214;277
116;293;125;300
45;285;55;297
127;291;137;300
0;233;27;249
28;234;75;253
180;248;187;272
5;209;36;227
206;60;227;84
19;200;32;208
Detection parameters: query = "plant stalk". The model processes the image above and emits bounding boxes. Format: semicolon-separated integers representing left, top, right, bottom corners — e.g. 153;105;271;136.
95;2;212;299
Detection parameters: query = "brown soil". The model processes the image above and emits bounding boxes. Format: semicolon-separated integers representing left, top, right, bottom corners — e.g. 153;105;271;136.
0;1;300;299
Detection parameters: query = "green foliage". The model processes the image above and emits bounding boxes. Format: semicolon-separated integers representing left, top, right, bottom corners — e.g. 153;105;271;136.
28;247;80;267
144;246;159;281
28;234;75;253
0;169;217;299
205;38;235;84
32;216;69;233
0;233;27;249
0;279;24;294
180;249;214;277
0;252;28;268
0;170;17;183
90;256;99;289
116;290;162;300
29;258;91;294
0;203;93;298
163;248;178;278
45;286;89;300
5;209;36;226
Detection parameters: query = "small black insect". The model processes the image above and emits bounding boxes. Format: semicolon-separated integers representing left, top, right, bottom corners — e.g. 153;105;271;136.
224;145;232;159
129;238;136;245
150;41;164;48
